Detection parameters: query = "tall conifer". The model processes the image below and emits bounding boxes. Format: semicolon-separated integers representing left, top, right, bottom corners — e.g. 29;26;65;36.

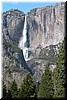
39;65;54;98
53;39;65;98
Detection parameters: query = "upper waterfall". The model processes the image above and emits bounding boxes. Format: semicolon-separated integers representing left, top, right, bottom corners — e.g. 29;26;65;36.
18;15;29;61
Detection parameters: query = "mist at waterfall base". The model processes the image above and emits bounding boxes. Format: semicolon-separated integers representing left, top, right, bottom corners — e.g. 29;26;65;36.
18;16;29;61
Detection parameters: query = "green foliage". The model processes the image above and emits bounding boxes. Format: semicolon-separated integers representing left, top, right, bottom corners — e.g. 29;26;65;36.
9;79;18;98
18;73;37;98
53;39;65;98
39;65;54;98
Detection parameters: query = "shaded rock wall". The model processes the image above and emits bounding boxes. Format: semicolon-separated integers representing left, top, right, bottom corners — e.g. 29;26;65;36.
3;9;25;45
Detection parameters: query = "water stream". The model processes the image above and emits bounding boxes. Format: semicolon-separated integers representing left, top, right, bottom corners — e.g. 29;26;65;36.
18;15;29;61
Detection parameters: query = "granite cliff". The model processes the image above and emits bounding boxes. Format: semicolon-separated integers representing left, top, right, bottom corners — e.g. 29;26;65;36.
26;2;65;81
2;2;65;86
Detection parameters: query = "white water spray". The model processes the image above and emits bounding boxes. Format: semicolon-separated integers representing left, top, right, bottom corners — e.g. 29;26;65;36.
18;15;29;61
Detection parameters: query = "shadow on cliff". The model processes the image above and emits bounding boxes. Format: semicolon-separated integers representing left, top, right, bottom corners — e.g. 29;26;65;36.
18;49;35;76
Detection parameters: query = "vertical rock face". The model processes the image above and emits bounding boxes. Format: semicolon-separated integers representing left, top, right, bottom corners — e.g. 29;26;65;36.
27;2;65;50
3;9;25;45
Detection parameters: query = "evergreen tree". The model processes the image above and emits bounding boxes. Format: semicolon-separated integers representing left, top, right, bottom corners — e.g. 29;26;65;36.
18;73;37;98
3;82;7;97
39;65;54;98
9;79;18;98
53;39;65;98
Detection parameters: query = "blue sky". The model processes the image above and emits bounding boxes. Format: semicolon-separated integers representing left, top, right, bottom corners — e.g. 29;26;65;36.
2;2;57;14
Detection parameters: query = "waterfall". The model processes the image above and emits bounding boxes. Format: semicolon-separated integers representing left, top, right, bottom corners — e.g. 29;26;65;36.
22;15;28;61
18;15;29;61
18;16;33;75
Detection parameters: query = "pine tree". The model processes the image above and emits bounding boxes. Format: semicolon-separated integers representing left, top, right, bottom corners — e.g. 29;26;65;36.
53;39;65;98
39;65;54;98
18;73;37;98
9;79;18;98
